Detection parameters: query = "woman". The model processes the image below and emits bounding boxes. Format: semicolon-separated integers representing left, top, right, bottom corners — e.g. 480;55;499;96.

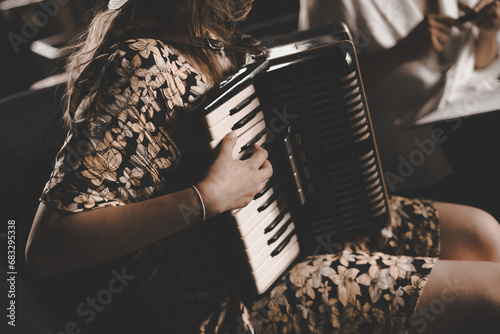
26;0;500;333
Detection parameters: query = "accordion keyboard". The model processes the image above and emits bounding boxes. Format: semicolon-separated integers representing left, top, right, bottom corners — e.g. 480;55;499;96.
255;48;389;241
203;79;301;294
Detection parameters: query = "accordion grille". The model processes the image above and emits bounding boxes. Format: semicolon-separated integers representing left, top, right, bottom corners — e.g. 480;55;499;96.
257;53;388;240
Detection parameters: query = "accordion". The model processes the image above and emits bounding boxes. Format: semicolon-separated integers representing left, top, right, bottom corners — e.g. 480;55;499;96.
193;23;391;297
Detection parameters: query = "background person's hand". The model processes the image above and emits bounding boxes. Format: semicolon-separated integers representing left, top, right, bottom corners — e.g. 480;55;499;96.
197;132;273;217
460;0;500;68
460;0;500;35
397;13;463;61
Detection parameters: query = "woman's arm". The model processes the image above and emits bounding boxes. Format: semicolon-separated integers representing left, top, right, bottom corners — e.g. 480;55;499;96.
25;132;272;278
26;189;201;278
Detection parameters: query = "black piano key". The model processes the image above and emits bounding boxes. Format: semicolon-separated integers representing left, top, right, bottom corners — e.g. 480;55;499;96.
264;209;287;234
229;93;258;115
268;218;293;245
257;191;280;213
232;107;262;130
239;129;266;154
254;178;274;200
271;230;296;257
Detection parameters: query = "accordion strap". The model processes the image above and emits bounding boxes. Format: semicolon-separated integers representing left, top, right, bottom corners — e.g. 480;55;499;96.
121;28;265;55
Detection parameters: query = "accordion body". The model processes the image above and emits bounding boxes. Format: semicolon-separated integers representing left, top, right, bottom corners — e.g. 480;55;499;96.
193;23;391;297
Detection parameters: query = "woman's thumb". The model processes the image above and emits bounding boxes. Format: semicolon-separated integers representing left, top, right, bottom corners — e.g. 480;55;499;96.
220;131;237;157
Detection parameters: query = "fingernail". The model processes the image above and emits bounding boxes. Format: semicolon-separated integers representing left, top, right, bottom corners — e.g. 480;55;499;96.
229;131;236;139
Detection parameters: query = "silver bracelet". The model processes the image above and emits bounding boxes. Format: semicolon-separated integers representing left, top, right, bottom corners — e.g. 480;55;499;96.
191;185;206;221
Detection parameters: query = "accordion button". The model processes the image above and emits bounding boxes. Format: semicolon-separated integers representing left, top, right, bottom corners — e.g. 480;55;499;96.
295;134;302;146
299;151;307;163
304;167;310;179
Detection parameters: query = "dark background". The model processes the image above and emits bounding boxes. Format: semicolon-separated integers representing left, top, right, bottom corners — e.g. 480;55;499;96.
0;0;300;98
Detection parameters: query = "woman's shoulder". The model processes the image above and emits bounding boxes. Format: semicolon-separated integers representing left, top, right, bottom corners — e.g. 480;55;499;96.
113;38;208;81
108;37;211;107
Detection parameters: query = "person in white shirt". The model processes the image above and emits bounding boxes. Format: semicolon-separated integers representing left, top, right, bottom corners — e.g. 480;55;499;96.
299;0;500;193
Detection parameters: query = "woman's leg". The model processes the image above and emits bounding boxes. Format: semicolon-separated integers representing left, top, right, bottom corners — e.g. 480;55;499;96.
436;202;500;262
409;260;500;334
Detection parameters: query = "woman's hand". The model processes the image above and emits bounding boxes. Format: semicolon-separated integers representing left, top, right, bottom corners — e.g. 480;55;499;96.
197;132;273;217
397;13;463;61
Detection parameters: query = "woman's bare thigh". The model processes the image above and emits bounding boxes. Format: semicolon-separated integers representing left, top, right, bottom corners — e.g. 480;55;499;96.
436;201;500;262
408;260;500;334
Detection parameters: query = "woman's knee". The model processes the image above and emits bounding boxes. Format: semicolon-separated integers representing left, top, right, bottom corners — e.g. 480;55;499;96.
436;202;500;262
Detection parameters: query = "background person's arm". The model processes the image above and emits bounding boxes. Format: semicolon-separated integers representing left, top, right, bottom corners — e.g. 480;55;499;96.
460;0;500;68
299;0;462;89
359;14;463;89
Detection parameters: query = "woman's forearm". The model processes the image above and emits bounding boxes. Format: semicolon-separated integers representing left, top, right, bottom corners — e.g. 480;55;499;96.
26;187;204;278
26;133;272;279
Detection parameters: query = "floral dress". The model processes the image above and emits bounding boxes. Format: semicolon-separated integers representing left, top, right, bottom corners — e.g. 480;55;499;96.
40;38;440;334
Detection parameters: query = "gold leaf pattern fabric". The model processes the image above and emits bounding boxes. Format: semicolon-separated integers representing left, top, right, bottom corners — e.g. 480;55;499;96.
40;38;439;333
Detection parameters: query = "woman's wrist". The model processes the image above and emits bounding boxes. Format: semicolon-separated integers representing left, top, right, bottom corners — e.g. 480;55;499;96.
191;185;206;221
195;180;223;219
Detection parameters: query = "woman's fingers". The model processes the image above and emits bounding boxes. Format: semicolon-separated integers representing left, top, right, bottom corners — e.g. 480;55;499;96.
259;159;273;181
248;146;272;184
201;137;274;213
247;144;268;168
219;132;237;160
256;180;268;194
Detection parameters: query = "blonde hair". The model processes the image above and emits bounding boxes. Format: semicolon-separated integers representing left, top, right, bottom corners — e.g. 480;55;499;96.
63;0;253;127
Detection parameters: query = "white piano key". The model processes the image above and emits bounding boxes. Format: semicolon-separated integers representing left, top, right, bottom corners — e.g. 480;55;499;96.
244;210;292;258
242;202;288;246
205;85;257;128
254;236;300;294
207;99;263;141
247;219;295;272
232;185;276;222
209;119;268;158
233;120;268;160
236;192;287;237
